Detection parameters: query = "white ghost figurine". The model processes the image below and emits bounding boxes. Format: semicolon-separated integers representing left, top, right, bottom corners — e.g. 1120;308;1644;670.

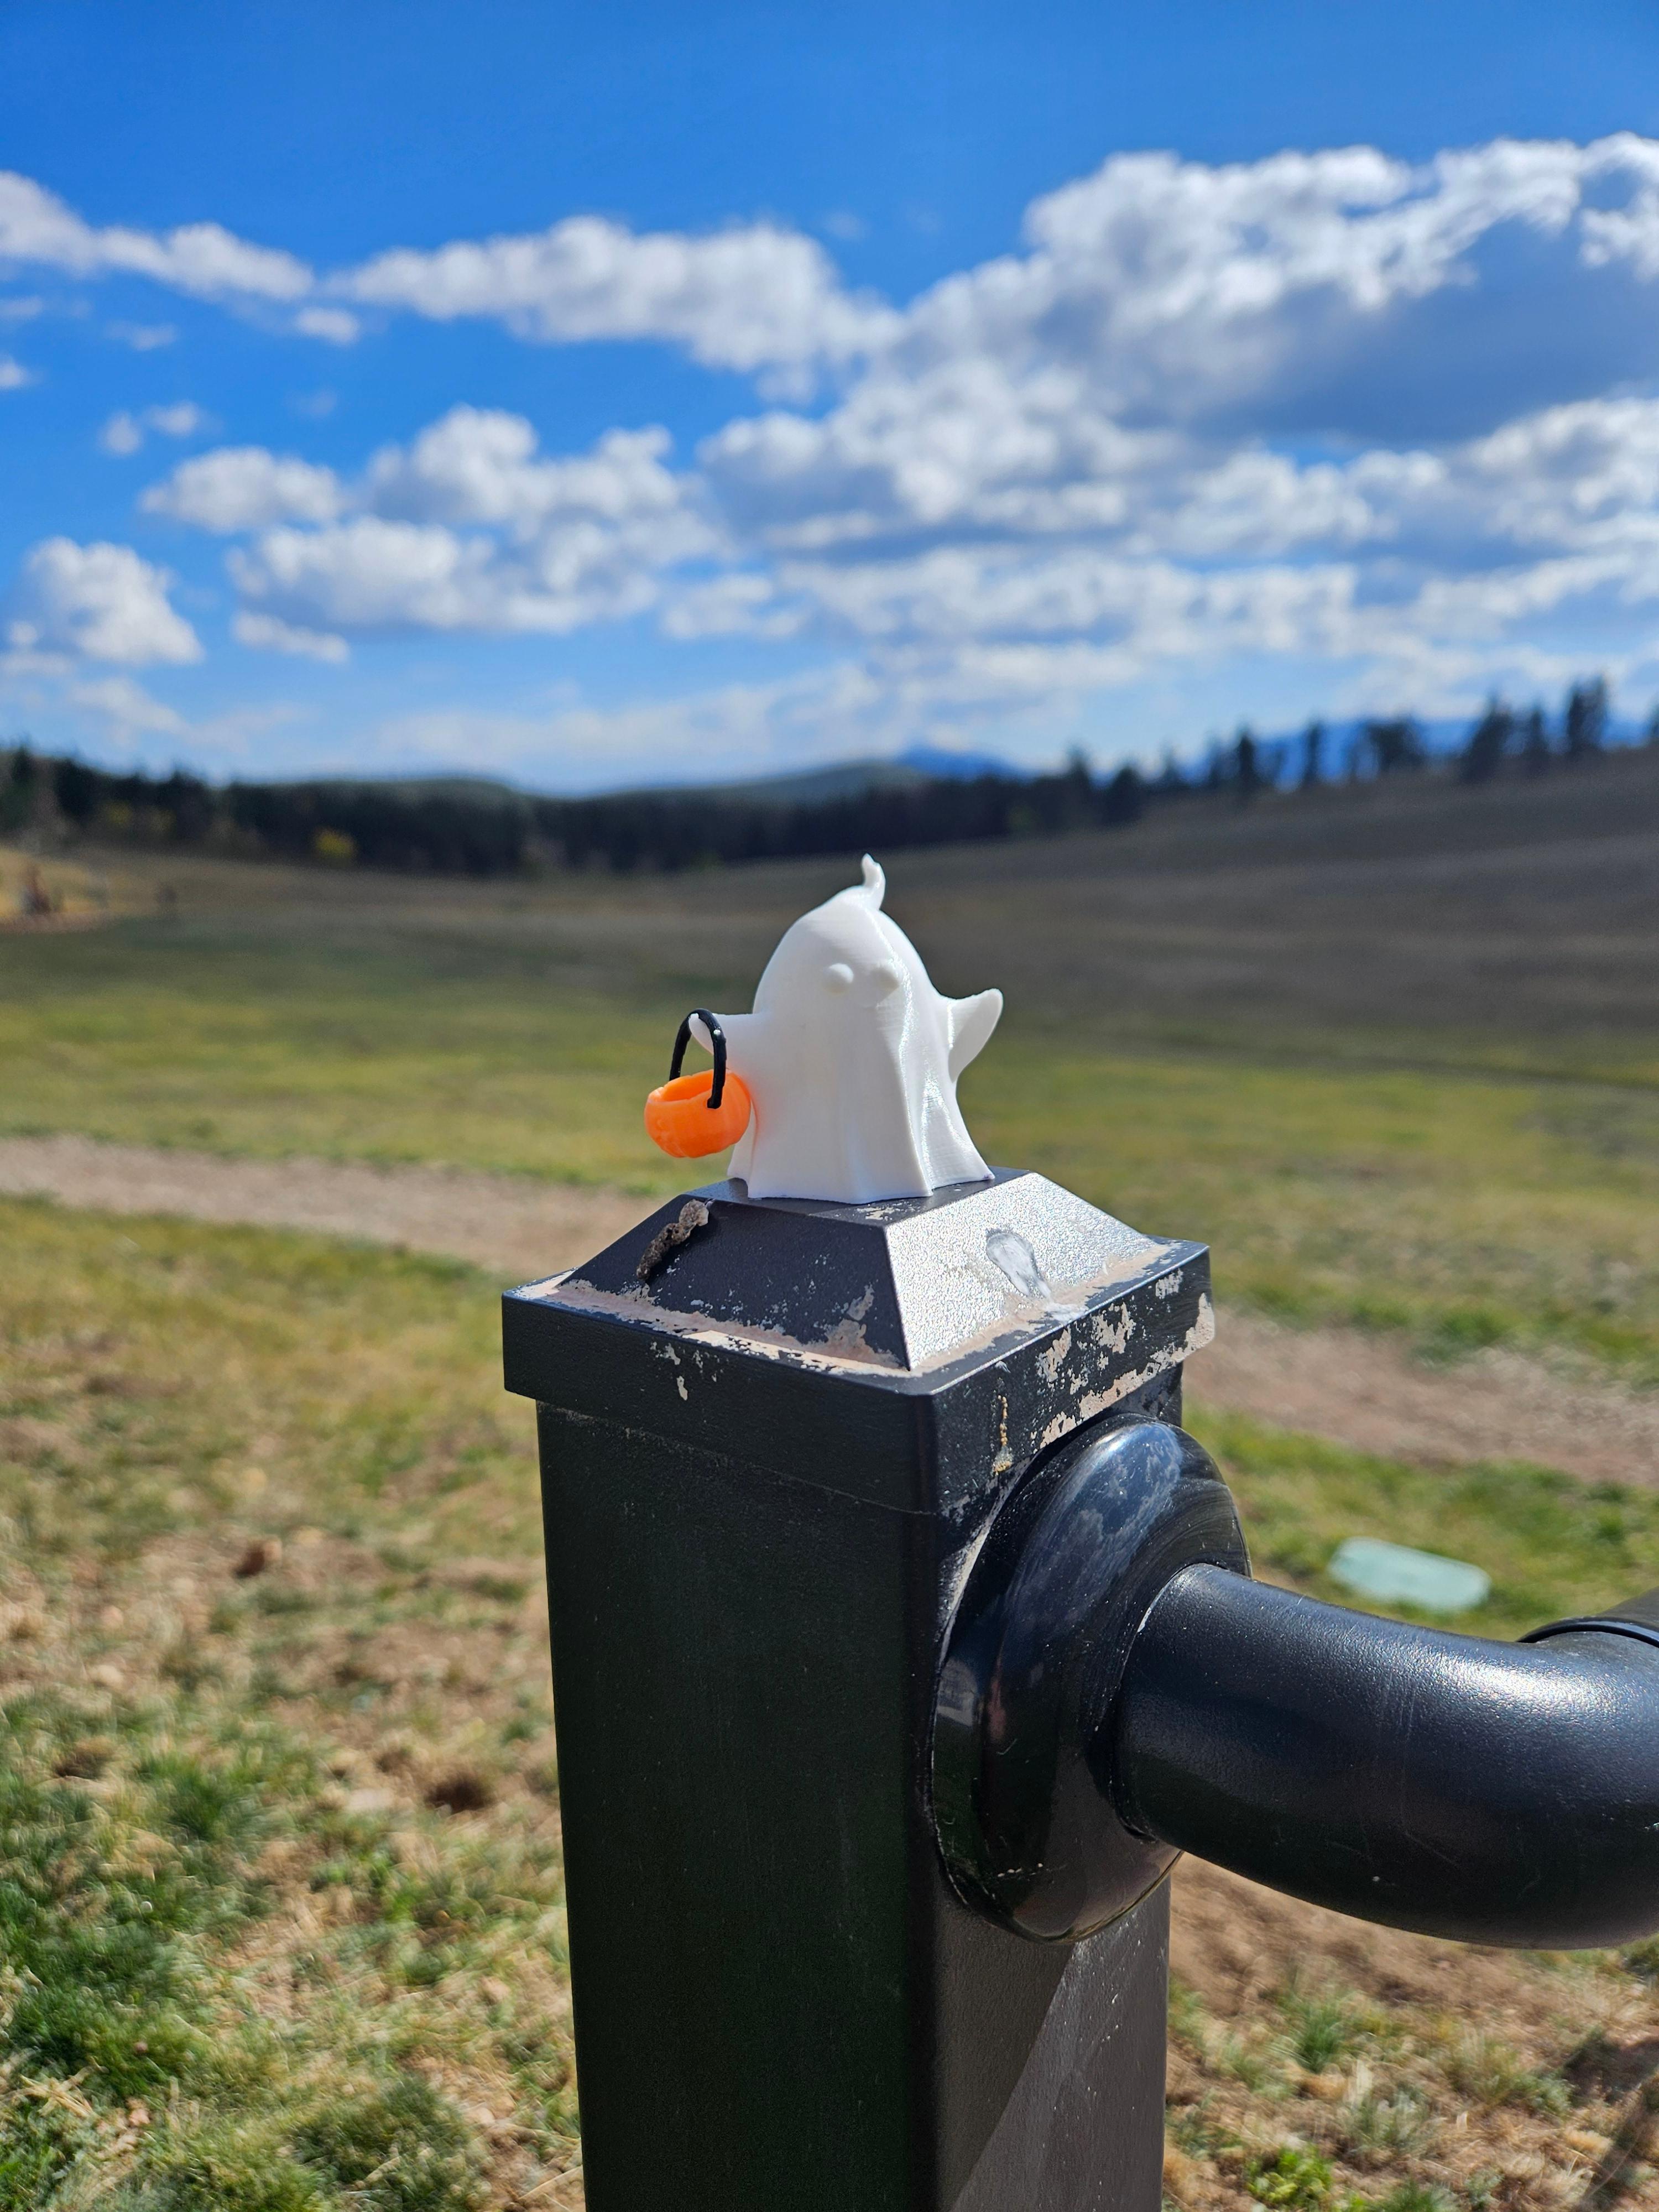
692;854;1003;1206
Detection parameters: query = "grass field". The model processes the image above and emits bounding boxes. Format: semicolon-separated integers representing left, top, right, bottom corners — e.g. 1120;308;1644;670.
1;1199;1656;2208
6;754;1659;1376
3;758;1659;2206
10;934;1659;1373
0;1201;572;2209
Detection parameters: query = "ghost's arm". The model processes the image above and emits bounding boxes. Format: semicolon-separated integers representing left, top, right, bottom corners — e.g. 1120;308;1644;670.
946;988;1002;1079
688;1010;759;1074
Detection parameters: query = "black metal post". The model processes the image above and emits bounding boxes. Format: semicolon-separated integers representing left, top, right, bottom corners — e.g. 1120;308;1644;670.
504;1168;1212;2212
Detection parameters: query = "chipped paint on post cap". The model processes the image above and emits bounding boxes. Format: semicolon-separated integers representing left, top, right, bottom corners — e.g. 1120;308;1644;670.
504;1168;1211;1514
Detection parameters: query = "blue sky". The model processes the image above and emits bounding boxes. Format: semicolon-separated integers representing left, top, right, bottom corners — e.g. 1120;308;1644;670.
4;2;1659;791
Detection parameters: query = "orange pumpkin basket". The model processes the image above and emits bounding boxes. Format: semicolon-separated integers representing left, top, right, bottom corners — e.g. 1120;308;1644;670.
644;1009;753;1158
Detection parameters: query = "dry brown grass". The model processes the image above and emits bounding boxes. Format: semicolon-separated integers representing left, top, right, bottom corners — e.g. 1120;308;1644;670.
3;756;1658;2203
0;1198;581;2205
5;1198;1659;2206
1166;1860;1659;2210
0;1531;583;2207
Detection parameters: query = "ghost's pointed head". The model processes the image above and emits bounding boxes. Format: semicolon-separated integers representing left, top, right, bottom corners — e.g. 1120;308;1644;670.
754;854;911;1015
714;852;1001;1202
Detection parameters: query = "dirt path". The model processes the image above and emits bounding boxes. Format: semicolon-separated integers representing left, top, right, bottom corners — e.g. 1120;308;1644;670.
1188;1311;1659;1489
4;1133;1658;1488
0;1134;649;1281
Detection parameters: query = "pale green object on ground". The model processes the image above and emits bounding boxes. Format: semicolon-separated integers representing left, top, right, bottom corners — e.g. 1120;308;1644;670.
1329;1536;1492;1614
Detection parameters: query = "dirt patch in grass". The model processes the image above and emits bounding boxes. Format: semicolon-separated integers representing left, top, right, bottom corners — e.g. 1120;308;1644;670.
0;842;152;928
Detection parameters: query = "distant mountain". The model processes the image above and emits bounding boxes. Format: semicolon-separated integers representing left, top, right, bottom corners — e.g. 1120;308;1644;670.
286;747;1025;810
217;715;1659;812
895;744;1020;782
623;746;1025;808
641;757;935;806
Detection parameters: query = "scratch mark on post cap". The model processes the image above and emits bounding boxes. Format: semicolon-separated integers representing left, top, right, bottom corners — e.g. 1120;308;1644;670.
635;1199;711;1283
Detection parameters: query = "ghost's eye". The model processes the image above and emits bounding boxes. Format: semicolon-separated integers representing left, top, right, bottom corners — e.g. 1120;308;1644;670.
825;963;854;993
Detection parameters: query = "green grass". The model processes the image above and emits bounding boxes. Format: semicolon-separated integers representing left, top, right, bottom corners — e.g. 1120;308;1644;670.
6;880;1659;1377
0;1197;534;1567
0;1696;502;2210
1245;2146;1352;2209
2;1198;1655;2206
0;1200;570;2207
7;796;1657;2208
0;918;671;1191
1186;1410;1659;1636
972;1048;1659;1380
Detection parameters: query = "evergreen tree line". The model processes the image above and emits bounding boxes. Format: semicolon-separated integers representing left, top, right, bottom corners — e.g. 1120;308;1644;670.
0;746;1147;877
1;677;1648;879
1211;678;1628;795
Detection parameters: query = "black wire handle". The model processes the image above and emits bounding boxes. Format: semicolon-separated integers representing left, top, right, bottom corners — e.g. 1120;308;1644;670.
669;1009;728;1110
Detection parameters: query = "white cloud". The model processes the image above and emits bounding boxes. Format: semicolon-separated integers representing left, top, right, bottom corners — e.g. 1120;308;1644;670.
661;571;804;640
148;401;208;439
1576;133;1659;278
4;539;203;665
630;135;1659;748
293;305;361;345
334;213;898;372
27;136;1659;771
170;344;1659;744
232;610;349;662
364;661;890;787
702;360;1179;547
886;138;1628;427
106;320;177;349
364;409;693;534
768;545;1365;669
13;677;315;769
1457;397;1659;549
99;400;212;456
231;508;674;638
698;135;1659;560
231;517;507;632
69;672;188;734
144;445;345;529
0;294;43;322
0;354;35;390
0;170;311;302
150;409;717;641
8;134;1659;400
0;169;900;373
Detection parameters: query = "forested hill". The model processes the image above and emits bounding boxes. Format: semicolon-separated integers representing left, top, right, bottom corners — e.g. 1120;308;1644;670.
0;747;1146;875
3;684;1651;879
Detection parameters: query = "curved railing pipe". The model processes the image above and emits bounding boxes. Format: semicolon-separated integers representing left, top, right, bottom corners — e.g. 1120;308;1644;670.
933;1416;1659;1951
1110;1566;1659;1949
